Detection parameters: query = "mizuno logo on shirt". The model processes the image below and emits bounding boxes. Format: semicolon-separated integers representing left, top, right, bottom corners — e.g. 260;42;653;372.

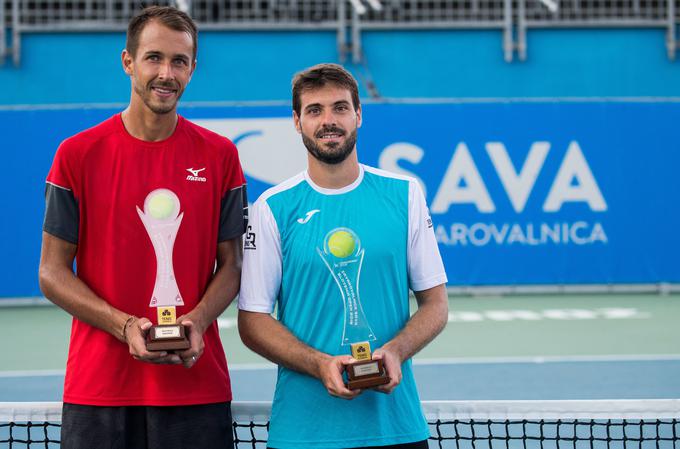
297;209;320;224
186;167;207;182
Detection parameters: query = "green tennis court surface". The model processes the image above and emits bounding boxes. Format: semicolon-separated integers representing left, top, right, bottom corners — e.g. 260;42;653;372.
2;294;677;371
2;293;679;402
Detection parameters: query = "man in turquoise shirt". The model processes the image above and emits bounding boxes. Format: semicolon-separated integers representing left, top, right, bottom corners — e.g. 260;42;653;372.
238;63;448;449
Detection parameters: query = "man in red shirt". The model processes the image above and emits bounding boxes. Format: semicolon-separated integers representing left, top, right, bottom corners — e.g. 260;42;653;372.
38;6;246;449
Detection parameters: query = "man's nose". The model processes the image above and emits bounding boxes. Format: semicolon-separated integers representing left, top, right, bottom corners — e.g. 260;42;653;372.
320;109;337;126
157;61;174;81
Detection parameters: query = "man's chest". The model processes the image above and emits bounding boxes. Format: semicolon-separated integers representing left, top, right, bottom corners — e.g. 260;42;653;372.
78;143;224;226
278;193;408;273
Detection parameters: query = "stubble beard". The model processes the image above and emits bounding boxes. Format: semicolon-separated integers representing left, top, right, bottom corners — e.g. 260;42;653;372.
302;127;358;165
133;78;183;115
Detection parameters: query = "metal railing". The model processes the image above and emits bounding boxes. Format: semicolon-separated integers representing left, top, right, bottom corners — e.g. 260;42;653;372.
1;0;679;66
516;0;679;60
0;1;5;66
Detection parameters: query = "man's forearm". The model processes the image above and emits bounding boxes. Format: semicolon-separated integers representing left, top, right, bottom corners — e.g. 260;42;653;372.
238;311;330;378
39;260;129;342
382;284;448;362
186;238;242;331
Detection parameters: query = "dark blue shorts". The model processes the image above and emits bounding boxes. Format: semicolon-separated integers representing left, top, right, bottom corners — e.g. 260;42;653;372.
61;401;233;449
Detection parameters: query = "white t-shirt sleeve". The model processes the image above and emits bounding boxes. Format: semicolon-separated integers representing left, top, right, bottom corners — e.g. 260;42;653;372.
407;179;448;292
238;198;281;313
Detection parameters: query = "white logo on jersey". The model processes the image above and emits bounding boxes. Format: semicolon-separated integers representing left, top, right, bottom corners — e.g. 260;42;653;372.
297;209;320;224
186;167;207;182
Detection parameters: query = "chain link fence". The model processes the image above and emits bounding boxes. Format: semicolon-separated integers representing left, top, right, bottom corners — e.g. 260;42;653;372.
1;0;679;64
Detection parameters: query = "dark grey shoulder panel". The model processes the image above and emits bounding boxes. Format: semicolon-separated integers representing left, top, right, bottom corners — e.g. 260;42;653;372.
43;183;79;244
219;184;248;242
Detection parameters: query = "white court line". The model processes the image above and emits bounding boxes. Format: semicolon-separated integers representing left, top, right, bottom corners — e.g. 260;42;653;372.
413;354;680;365
2;354;679;378
0;369;65;378
229;363;277;371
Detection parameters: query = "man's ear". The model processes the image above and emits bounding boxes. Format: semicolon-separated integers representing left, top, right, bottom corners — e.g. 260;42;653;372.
188;59;197;81
356;105;362;129
122;49;133;76
293;111;302;134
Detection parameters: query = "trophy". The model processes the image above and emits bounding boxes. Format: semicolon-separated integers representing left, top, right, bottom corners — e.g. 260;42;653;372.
146;306;190;351
137;189;190;352
345;341;389;389
317;228;389;389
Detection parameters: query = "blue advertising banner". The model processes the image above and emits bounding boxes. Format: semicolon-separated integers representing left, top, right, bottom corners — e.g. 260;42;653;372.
1;101;678;297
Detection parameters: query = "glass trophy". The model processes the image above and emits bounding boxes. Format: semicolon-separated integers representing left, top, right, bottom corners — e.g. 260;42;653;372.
137;189;190;351
318;228;389;389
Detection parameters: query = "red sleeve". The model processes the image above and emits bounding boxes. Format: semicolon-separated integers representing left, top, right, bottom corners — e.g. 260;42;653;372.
47;137;80;195
221;139;246;194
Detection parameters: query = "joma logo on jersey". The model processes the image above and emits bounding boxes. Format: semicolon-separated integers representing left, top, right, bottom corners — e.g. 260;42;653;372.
186;167;207;182
297;209;320;224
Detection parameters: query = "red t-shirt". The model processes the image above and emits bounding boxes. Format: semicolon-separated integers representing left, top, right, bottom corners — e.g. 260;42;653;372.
44;113;247;406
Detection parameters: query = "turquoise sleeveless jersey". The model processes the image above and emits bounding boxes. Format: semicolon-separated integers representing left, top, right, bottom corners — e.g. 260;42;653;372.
266;168;427;448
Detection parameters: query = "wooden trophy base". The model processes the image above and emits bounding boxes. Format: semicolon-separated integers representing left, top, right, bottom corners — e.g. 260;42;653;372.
346;358;390;390
146;324;191;351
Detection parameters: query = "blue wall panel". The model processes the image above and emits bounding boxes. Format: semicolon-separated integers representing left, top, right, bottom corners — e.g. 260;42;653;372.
2;27;678;297
1;101;678;298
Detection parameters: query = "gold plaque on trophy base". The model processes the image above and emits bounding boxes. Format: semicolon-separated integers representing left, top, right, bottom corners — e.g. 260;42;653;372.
157;306;177;325
350;341;372;361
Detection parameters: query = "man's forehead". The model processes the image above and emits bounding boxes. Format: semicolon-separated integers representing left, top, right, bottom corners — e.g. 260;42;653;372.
137;21;193;54
300;85;353;107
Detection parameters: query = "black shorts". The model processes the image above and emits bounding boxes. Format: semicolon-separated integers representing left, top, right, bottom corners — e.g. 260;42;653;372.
268;439;429;449
61;402;234;449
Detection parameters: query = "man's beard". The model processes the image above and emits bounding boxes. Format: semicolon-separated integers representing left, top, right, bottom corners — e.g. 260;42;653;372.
134;79;182;115
302;126;357;165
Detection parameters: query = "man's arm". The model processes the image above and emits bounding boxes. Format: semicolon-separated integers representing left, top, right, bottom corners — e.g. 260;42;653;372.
38;232;180;364
373;283;448;393
239;310;361;399
176;237;243;368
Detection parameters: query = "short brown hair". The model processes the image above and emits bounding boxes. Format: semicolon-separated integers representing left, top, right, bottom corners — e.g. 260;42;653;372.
126;6;198;60
292;63;360;116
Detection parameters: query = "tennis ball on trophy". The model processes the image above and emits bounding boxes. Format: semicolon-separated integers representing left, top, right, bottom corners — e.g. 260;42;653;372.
328;230;355;258
147;192;176;219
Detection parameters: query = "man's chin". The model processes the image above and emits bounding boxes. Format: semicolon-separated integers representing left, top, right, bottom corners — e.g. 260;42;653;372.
321;142;341;150
309;148;354;165
146;101;177;115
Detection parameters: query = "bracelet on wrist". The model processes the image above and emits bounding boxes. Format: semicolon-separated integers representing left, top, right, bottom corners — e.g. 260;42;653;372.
122;316;137;342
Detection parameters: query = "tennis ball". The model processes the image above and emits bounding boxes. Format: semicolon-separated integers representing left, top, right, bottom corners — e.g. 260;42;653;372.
148;192;176;219
328;230;356;258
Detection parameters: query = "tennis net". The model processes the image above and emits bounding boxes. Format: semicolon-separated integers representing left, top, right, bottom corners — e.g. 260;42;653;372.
1;400;678;448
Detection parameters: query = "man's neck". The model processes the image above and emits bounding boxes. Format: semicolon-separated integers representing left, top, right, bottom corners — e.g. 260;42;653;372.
307;151;360;190
121;102;178;142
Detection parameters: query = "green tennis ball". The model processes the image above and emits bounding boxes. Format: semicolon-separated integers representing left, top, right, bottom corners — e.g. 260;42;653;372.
328;230;355;258
148;192;176;219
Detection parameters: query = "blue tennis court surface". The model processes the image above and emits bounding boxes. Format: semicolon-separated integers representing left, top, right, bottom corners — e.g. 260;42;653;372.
2;357;680;402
